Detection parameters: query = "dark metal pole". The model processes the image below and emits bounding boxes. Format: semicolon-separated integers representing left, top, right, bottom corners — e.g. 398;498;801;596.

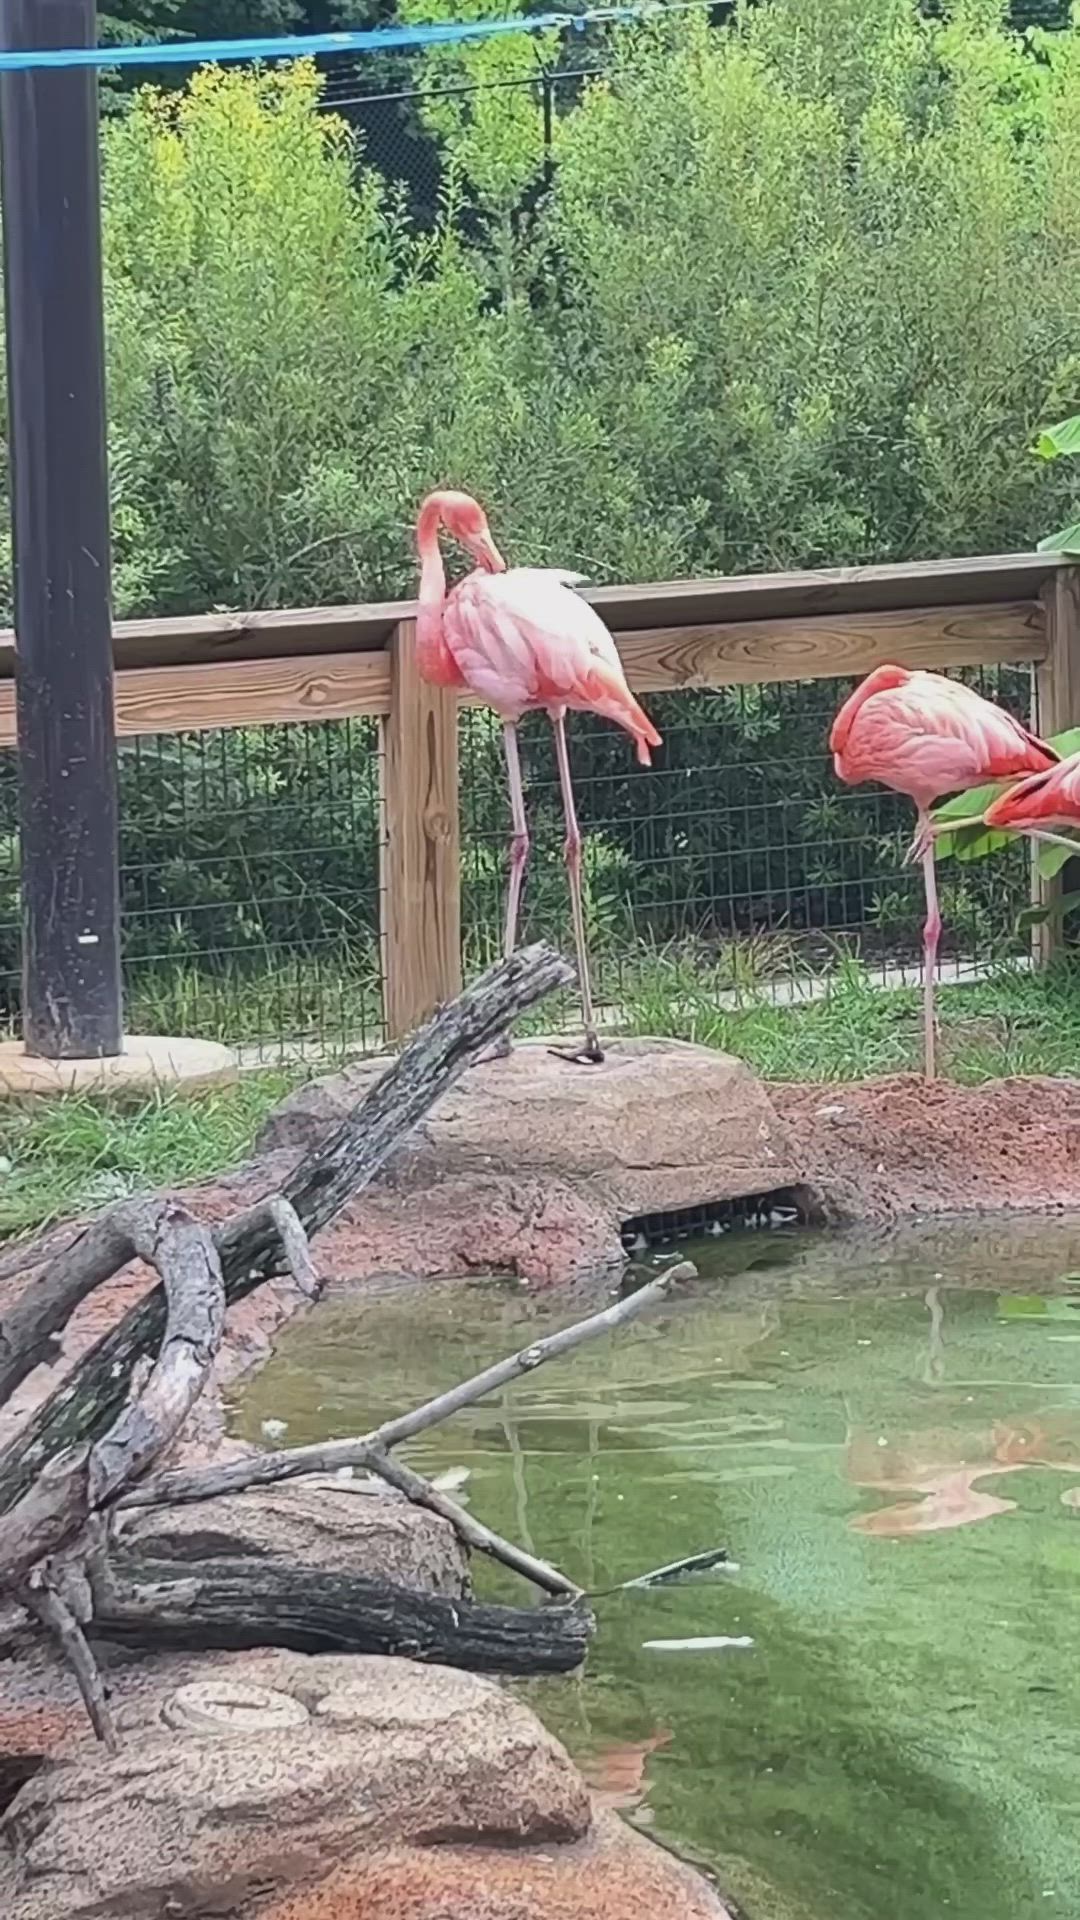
0;0;122;1059
541;70;554;194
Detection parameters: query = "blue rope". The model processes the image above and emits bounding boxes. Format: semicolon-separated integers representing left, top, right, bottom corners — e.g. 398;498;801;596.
0;7;652;73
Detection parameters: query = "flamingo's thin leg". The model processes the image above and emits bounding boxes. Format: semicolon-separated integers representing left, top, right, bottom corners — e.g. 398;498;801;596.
917;807;941;1083
502;722;529;959
550;713;603;1065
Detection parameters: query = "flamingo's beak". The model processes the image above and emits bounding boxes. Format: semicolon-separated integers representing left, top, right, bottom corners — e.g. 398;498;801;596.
471;530;506;573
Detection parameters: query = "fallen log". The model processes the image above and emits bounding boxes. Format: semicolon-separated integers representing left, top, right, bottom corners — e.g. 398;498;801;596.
93;1554;594;1676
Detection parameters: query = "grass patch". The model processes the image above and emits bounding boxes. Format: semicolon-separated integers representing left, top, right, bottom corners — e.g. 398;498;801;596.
0;1070;300;1239
125;946;383;1050
619;952;1080;1082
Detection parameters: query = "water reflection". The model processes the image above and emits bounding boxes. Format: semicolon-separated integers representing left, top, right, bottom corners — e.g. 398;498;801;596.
846;1285;1080;1535
234;1219;1080;1920
582;1726;672;1812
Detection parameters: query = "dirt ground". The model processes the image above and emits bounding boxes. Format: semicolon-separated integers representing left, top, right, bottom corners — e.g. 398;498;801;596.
775;1071;1080;1222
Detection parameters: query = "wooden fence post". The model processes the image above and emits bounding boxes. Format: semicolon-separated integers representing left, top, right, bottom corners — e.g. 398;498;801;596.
1032;568;1080;965
379;619;462;1039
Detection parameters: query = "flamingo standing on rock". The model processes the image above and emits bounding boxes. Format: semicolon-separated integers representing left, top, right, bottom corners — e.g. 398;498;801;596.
830;664;1057;1080
414;489;661;1064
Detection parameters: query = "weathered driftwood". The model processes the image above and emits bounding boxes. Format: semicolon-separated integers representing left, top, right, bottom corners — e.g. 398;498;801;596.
0;1198;223;1750
0;946;704;1739
0;946;588;1739
19;1572;118;1751
358;1448;577;1598
118;1266;696;1602
0;943;573;1523
93;1553;594;1675
0;1198;224;1591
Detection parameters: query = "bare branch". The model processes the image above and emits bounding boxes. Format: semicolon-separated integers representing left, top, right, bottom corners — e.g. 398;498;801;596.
20;1570;117;1751
0;1203;148;1410
230;1195;319;1299
0;1216;85;1288
0;1200;224;1593
374;1261;698;1453
362;1446;579;1598
124;1263;694;1516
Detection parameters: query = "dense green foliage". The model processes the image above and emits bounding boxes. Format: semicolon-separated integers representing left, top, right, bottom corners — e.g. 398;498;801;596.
6;0;1080;1034
91;3;1080;608
99;2;356;45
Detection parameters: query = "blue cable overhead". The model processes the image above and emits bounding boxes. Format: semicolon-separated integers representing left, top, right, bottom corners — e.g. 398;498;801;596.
0;6;660;73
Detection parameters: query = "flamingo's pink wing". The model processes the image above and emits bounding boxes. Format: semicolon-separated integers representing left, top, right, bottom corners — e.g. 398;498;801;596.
446;568;661;758
834;669;1055;806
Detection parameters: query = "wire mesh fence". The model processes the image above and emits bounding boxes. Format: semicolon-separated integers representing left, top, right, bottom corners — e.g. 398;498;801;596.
2;663;1035;1061
0;719;386;1062
461;667;1037;1037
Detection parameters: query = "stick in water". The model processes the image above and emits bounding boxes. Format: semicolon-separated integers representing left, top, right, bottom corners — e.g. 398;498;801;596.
121;1263;699;1514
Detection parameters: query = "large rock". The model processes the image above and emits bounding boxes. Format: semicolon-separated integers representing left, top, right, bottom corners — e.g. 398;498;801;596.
0;1651;734;1920
257;1038;816;1285
1;1653;590;1919
253;1810;735;1919
116;1479;469;1598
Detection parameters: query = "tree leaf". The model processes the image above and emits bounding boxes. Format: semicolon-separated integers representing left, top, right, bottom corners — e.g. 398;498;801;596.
932;780;1010;824
1036;839;1077;878
1038;522;1080;553
1016;888;1080;930
1048;727;1080;758
1035;414;1080;460
954;826;1014;863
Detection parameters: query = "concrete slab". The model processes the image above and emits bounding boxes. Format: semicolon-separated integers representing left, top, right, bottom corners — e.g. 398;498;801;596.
0;1035;237;1101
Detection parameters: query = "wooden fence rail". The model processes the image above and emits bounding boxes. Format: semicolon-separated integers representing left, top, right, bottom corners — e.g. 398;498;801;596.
1;551;1077;1038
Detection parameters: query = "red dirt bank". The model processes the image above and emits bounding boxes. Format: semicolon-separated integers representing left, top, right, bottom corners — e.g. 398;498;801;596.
775;1071;1080;1221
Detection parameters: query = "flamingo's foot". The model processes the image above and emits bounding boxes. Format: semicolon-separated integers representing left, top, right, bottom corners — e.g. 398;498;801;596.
548;1032;605;1067
904;821;934;866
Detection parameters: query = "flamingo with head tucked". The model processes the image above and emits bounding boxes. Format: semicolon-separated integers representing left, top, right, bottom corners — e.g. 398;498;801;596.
414;489;661;1064
830;665;1057;1080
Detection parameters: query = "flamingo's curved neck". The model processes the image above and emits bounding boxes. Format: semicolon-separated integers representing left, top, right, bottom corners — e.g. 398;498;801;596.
417;496;447;607
415;495;456;683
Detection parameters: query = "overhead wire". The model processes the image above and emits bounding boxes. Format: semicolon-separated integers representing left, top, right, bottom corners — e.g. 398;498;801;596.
0;1;722;75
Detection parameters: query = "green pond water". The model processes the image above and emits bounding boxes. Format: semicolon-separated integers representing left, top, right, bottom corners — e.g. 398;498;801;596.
233;1218;1080;1920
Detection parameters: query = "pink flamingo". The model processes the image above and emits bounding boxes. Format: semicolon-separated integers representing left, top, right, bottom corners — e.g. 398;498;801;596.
415;489;661;1064
830;664;1056;1079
